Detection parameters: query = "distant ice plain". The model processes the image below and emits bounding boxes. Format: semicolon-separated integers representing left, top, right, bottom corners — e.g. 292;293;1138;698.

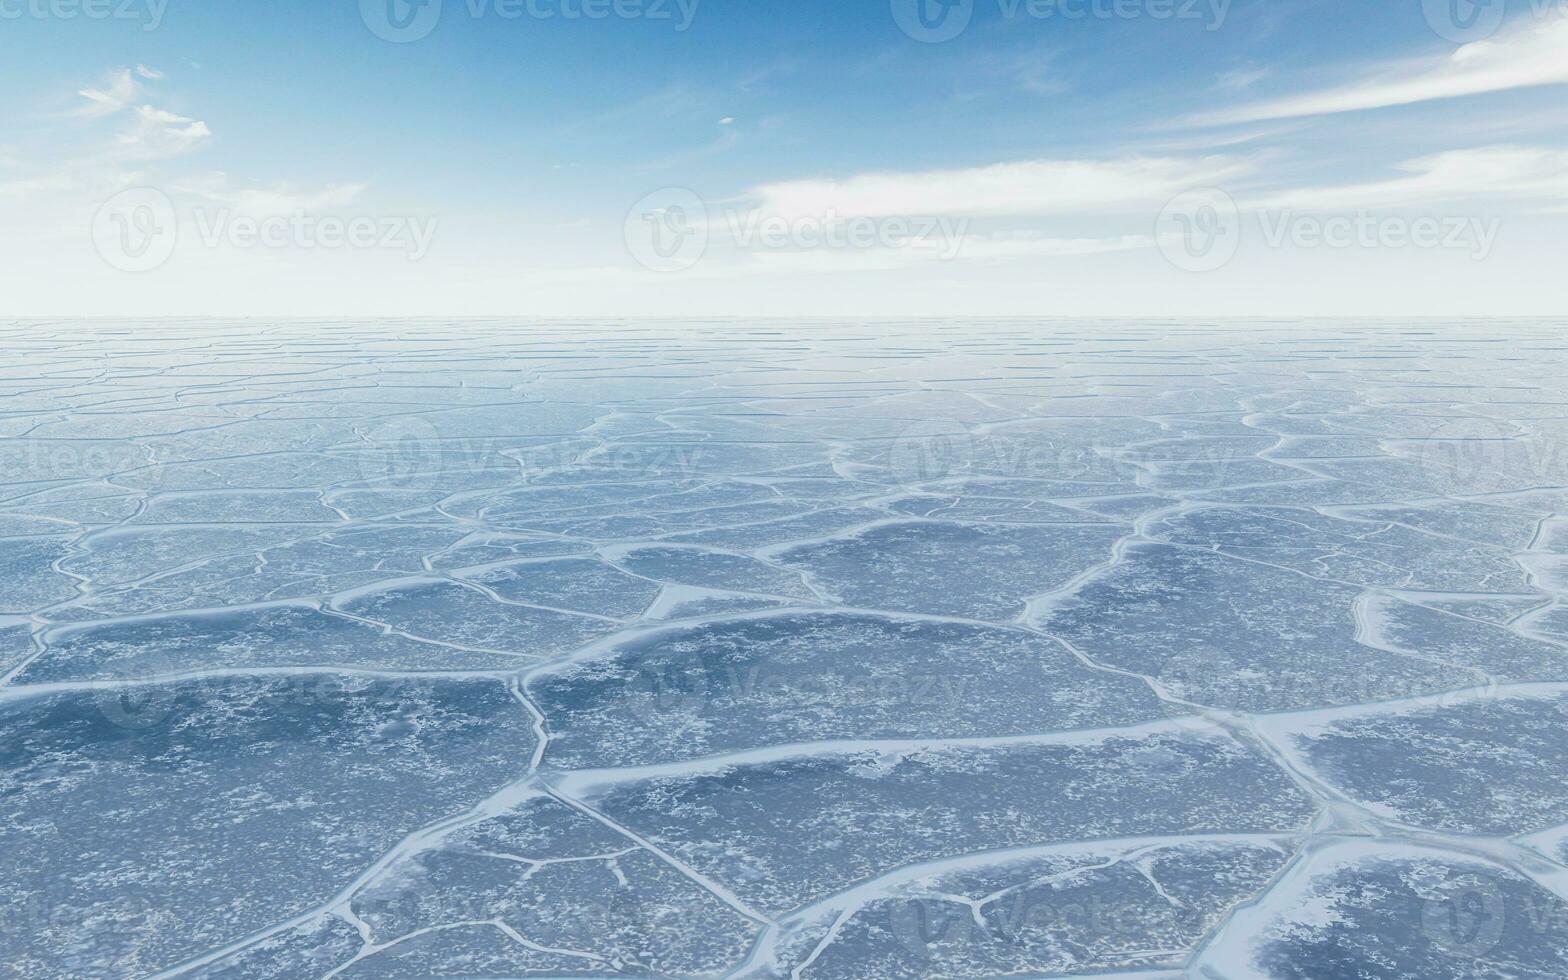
3;319;1568;978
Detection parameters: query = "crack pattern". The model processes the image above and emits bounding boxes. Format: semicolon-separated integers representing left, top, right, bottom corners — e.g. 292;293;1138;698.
2;319;1568;978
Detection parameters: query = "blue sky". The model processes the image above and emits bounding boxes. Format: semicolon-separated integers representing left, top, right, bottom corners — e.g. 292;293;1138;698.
2;0;1565;315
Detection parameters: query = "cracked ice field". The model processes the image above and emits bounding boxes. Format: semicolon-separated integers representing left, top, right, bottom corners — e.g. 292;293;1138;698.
3;319;1568;978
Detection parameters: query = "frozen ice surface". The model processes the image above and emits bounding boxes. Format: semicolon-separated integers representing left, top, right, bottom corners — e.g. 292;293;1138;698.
752;836;1294;978
344;789;756;975
528;612;1170;768
0;674;536;977
1259;686;1568;836
1195;842;1568;979
773;519;1125;620
552;726;1316;916
3;319;1568;978
184;917;363;980
13;602;525;683
1033;543;1480;712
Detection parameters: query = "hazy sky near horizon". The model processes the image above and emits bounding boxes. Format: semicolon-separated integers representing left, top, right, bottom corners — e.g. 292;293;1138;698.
2;0;1565;316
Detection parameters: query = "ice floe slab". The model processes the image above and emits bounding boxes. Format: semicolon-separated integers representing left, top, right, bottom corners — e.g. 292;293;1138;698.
0;617;37;678
553;724;1317;917
0;537;78;612
341;788;757;976
1258;685;1568;836
457;556;663;618
1195;842;1568;979
12;602;525;684
601;544;816;600
1357;593;1568;683
1150;505;1530;593
127;490;345;525
49;523;478;620
185;916;363;979
748;836;1293;979
773;519;1123;620
1035;543;1480;712
0;675;536;977
326;923;598;977
666;505;889;551
333;579;619;657
528;611;1171;768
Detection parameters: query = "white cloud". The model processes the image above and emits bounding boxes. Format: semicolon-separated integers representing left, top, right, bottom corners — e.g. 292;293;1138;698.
744;155;1256;220
0;175;79;199
1252;145;1568;211
176;174;368;214
1215;66;1269;92
71;66;212;159
118;105;212;159
947;232;1153;260
75;69;142;117
1195;18;1568;125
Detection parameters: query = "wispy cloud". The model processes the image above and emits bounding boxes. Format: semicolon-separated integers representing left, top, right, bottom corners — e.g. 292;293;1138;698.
75;68;142;117
176;174;368;214
71;66;213;159
0;175;79;200
745;155;1257;220
1214;66;1269;92
1251;145;1568;211
118;105;212;159
1193;18;1568;125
